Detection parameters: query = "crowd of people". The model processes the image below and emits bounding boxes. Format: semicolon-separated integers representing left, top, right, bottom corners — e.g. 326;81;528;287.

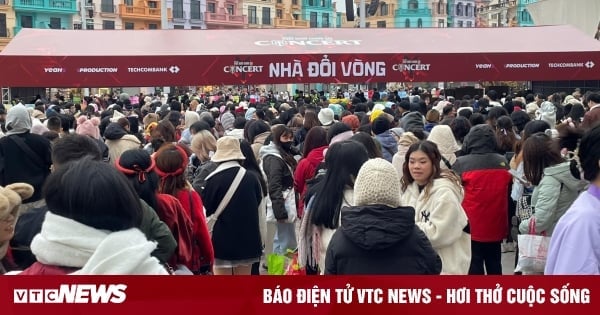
0;87;599;275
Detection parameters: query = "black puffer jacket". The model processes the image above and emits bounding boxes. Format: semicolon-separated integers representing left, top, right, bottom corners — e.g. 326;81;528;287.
325;205;442;275
260;143;295;221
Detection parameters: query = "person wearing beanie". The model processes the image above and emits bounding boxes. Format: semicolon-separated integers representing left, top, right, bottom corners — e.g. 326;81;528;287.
400;141;472;274
104;121;141;163
401;111;427;140
318;108;334;129
372;116;398;163
179;110;200;146
201;136;263;275
0;104;52;208
324;158;441;275
76;116;109;162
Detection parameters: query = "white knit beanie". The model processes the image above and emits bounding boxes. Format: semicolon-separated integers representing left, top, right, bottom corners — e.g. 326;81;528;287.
353;158;401;208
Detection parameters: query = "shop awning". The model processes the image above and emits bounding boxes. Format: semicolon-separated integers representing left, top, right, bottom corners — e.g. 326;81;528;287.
1;25;599;87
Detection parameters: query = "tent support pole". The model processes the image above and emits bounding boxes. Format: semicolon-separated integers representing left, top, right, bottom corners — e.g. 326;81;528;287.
360;0;366;28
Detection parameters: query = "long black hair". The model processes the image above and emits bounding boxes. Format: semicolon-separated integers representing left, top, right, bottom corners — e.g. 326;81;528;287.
239;139;267;195
307;140;369;229
116;149;160;211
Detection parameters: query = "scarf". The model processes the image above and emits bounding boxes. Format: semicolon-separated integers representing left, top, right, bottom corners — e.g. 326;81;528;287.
30;212;168;275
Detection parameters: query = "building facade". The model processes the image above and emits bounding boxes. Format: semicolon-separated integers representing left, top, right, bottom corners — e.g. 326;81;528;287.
447;0;476;27
430;0;448;27
72;0;122;30
243;0;274;28
274;0;308;28
0;0;15;51
394;0;432;28
476;0;516;27
13;0;77;34
302;0;334;28
204;0;246;28
169;0;207;29
516;0;536;26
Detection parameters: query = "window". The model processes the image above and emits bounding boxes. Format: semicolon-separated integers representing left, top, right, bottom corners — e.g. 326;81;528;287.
262;7;271;25
49;17;61;29
466;21;472;27
73;23;82;29
0;13;6;37
174;24;184;29
173;0;184;18
190;0;202;19
380;3;388;15
292;0;298;4
437;1;444;14
321;0;325;6
438;19;444;27
408;0;418;10
148;23;158;29
277;0;282;3
405;18;410;28
457;20;463;27
191;26;202;29
86;19;94;30
102;20;115;29
465;3;472;17
21;15;33;28
308;0;314;6
293;13;299;20
310;12;317;27
377;20;385;28
322;13;329;27
276;9;282;19
227;4;234;15
417;18;422;28
207;2;216;13
248;6;257;24
124;0;133;5
101;0;114;13
124;22;134;29
456;3;463;16
148;1;157;8
365;22;370;27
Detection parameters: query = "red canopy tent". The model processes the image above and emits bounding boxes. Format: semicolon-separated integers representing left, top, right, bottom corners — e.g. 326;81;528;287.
0;25;599;87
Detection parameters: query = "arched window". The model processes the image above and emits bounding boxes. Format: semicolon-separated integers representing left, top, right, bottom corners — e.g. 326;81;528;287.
465;3;472;17
417;18;423;28
456;3;463;16
405;18;410;28
381;3;388;15
408;0;418;10
437;1;444;14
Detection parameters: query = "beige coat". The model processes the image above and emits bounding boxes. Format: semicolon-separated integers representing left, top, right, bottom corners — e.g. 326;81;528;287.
401;178;471;275
105;135;141;162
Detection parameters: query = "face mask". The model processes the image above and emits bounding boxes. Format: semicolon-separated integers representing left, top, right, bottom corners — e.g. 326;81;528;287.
280;141;293;151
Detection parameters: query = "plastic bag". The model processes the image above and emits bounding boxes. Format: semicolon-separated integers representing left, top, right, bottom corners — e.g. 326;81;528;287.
515;217;550;274
285;253;306;276
267;253;288;275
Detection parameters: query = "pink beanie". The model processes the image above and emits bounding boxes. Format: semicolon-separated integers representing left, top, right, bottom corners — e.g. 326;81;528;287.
76;116;101;139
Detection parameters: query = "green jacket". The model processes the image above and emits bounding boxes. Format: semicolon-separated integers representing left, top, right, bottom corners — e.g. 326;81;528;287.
519;162;585;236
140;200;177;264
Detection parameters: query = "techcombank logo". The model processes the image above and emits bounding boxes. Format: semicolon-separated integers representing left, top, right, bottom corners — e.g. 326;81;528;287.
13;284;127;304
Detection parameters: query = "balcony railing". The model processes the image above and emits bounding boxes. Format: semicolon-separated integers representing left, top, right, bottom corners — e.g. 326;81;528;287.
478;0;516;13
275;18;308;27
396;8;431;16
119;4;170;19
14;0;77;12
205;12;246;24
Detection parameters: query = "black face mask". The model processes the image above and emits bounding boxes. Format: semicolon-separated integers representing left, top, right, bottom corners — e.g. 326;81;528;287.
280;141;293;151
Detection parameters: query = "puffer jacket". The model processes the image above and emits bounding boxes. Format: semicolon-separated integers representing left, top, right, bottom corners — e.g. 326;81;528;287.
374;131;398;163
519;162;585;236
324;205;442;275
260;143;295;221
251;131;271;162
104;123;141;162
452;124;512;242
